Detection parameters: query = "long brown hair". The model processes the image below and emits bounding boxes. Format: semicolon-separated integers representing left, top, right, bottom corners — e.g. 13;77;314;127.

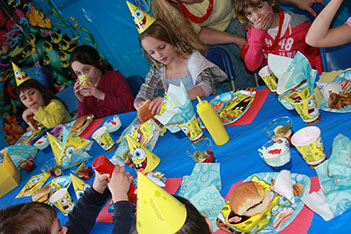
151;0;207;54
0;202;57;234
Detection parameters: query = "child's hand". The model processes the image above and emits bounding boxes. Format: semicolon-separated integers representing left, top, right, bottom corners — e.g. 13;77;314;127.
92;170;110;194
253;11;273;31
290;0;325;18
150;97;164;115
74;79;85;102
108;165;133;203
22;108;35;123
80;81;105;101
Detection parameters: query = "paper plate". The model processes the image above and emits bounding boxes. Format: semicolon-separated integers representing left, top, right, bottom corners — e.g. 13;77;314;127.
318;70;351;113
216;172;310;233
15;128;47;146
198;88;256;128
66;114;94;135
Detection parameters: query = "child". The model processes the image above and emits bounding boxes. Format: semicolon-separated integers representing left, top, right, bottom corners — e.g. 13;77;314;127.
70;45;135;119
306;0;351;47
235;0;323;73
127;2;227;115
13;65;72;130
0;165;135;234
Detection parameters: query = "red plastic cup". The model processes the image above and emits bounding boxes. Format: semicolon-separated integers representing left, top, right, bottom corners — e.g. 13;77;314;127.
92;155;115;176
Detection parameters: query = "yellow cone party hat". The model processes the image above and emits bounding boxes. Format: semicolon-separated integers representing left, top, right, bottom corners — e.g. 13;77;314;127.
70;174;90;200
126;1;156;34
47;132;62;165
136;172;187;234
12;62;32;86
125;134;160;174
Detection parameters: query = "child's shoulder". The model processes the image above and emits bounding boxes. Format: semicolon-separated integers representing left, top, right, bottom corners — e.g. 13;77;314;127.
285;11;310;28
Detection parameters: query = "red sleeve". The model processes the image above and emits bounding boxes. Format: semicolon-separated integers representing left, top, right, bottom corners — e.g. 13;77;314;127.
244;27;266;72
101;71;135;115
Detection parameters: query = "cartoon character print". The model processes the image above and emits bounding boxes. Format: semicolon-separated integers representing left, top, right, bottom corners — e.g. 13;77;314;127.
75;183;90;200
128;120;155;147
178;116;203;142
307;97;319;117
60;193;74;213
24;174;45;193
127;1;155;33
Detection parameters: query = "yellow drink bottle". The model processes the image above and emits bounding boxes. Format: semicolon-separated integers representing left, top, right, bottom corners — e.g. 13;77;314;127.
196;97;229;145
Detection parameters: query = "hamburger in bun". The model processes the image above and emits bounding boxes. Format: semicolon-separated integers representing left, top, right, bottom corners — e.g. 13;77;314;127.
137;100;157;123
216;181;277;233
69;114;94;134
32;185;52;203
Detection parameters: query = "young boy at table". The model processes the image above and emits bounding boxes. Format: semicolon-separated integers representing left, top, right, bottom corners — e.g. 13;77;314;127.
129;173;213;234
235;0;323;73
0;165;135;234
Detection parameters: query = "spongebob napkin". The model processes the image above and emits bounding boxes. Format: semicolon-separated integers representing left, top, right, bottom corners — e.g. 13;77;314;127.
16;173;49;198
178;163;224;231
7;145;38;167
47;127;92;170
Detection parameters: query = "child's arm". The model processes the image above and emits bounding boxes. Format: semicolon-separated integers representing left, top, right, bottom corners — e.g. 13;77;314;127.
33;100;68;128
281;0;325;17
244;27;267;72
306;0;351;47
198;27;247;49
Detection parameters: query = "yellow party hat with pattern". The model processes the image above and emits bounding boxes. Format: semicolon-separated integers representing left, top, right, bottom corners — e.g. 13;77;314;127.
126;1;156;34
136;172;187;234
125;134;160;174
12;62;31;86
47;132;62;165
70;174;90;200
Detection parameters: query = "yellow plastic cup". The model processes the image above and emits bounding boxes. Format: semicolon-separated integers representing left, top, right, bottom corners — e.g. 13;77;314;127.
92;126;116;152
49;188;75;216
289;94;320;125
78;75;91;95
178;116;204;143
258;65;278;95
291;126;327;169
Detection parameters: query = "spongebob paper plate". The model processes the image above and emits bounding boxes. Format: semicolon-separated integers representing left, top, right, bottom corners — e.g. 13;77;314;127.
317;70;351;113
216;172;310;233
198;88;256;128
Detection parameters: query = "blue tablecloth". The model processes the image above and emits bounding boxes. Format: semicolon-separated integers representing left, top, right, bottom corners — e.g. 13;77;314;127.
1;88;351;233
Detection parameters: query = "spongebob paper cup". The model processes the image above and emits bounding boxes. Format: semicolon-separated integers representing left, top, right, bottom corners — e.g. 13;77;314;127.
49;188;75;216
92;127;116;152
178;116;204;143
291;126;327;169
289;94;320;125
258;65;278;95
78;75;91;95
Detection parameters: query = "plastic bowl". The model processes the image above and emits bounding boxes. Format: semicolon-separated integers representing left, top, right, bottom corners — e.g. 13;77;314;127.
264;116;293;139
103;115;122;133
41;158;62;177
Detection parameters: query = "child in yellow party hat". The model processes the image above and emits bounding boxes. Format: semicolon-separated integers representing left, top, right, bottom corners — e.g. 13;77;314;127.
129;172;212;234
13;63;72;130
126;1;227;116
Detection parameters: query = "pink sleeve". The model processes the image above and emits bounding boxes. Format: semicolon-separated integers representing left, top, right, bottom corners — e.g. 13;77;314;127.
346;17;351;28
244;27;267;72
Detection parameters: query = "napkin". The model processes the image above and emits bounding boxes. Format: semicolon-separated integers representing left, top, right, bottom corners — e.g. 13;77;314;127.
271;170;295;204
178;163;224;232
7;145;38;167
155;83;196;131
301;134;351;221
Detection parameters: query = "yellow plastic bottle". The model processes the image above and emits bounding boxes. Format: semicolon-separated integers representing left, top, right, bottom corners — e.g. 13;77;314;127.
196;97;229;145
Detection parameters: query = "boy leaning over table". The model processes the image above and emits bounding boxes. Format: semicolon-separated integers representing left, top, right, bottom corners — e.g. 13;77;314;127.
0;165;135;234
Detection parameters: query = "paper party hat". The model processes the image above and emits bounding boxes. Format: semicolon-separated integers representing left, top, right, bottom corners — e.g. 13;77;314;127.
70;174;90;200
12;62;31;86
47;132;62;165
125;134;160;174
136;172;187;234
126;1;156;33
